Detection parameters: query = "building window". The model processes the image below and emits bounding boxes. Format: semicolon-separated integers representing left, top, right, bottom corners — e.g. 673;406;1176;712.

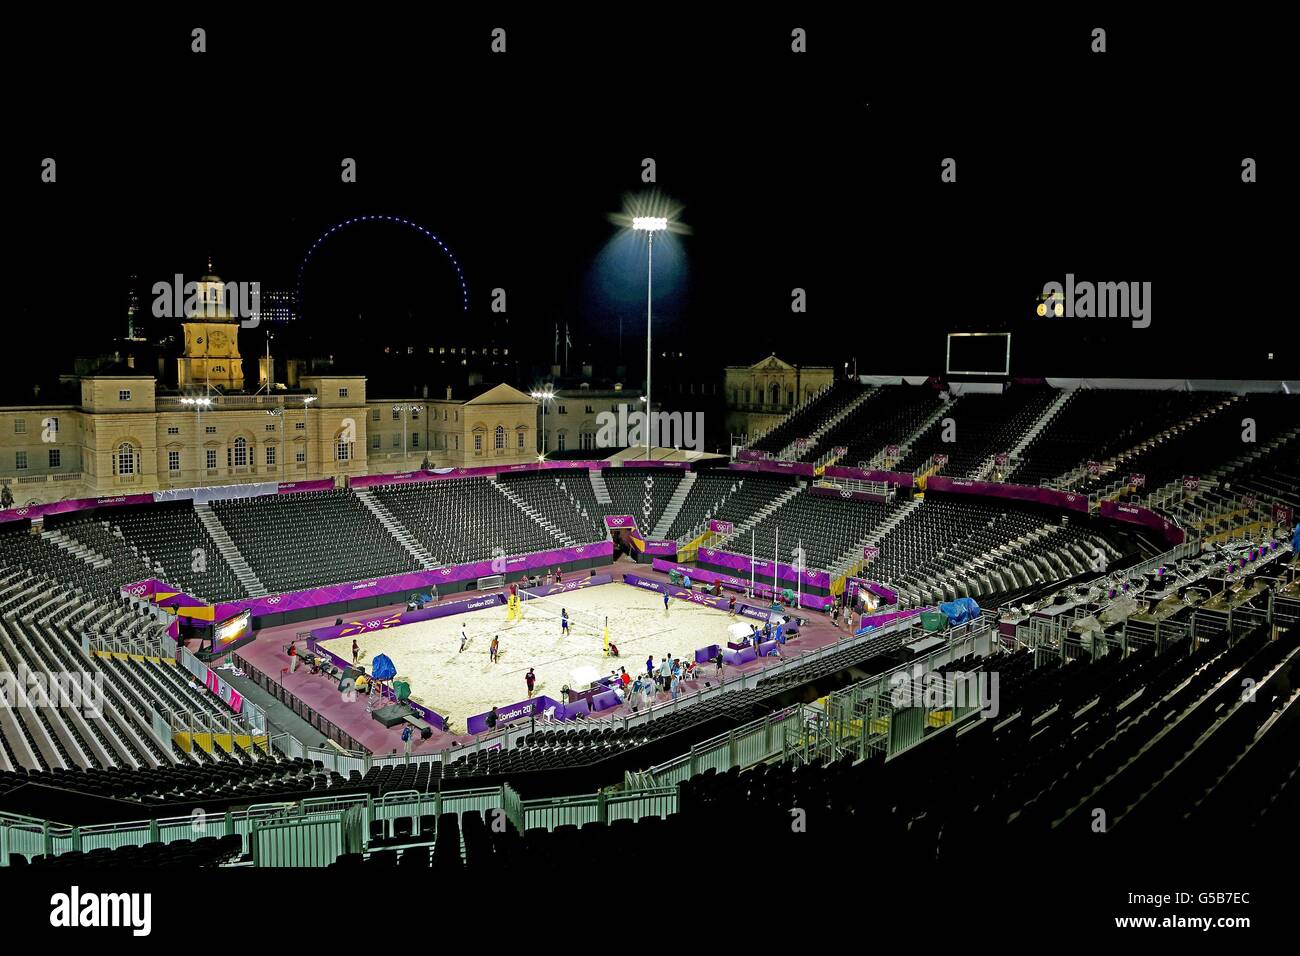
206;425;217;434
392;408;401;420
265;423;276;432
474;434;482;453
296;450;306;463
371;435;381;449
518;431;525;449
337;438;352;461
266;446;276;466
557;405;567;415
206;449;217;470
168;451;180;472
581;432;595;450
585;405;594;414
410;407;420;420
13;419;26;434
15;451;27;470
338;387;349;398
119;389;132;402
48;449;61;468
295;421;305;430
167;426;180;435
411;433;420;448
232;437;248;467
392;434;400;447
47;417;59;434
557;432;566;452
495;425;505;450
372;409;380;421
116;443;135;475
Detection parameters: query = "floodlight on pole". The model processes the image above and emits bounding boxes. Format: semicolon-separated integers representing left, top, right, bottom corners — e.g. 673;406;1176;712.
636;222;668;461
530;388;555;457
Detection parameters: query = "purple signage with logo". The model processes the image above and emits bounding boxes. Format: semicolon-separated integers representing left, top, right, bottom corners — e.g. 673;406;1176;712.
1;492;156;525
822;464;915;489
925;476;1091;513
604;514;637;529
276;479;335;494
621;460;692;470
810;485;890;504
727;459;816;478
350;460;609;490
708;519;734;534
862;545;881;560
696;547;831;590
1098;500;1185;544
641;540;679;556
210;541;614;621
735;449;769;462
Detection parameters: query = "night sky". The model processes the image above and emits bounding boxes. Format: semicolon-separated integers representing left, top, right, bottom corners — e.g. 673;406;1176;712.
7;11;1287;397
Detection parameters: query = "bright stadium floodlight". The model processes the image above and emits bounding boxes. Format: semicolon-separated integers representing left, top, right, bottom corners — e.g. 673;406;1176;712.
531;388;555;457
610;193;688;463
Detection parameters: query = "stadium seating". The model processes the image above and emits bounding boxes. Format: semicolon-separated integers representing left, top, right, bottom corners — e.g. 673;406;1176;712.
209;489;418;592
665;472;797;542
894;386;1056;477
798;384;945;465
748;379;869;454
600;468;684;533
109;501;250;602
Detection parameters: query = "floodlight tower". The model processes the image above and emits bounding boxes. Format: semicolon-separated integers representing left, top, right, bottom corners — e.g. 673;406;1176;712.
631;216;668;461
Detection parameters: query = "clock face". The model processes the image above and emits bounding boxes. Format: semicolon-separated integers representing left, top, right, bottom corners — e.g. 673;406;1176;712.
210;330;228;351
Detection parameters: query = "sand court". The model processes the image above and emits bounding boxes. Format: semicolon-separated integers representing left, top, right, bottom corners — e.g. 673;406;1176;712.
327;582;746;725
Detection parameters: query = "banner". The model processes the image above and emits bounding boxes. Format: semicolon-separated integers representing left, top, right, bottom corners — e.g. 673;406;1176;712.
647;561;834;611
727;459;816;478
925;476;1091;513
604;515;637;529
276;479;335;494
350;459;610;489
211;541;614;622
708;519;734;534
695;547;832;590
822;464;915;488
810;485;890;503
1;493;156;525
862;545;880;560
1098;500;1185;544
620;460;692;470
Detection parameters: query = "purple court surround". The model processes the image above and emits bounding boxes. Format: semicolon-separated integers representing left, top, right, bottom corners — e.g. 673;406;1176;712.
696;546;832;591
810;485;890;503
649;558;834;611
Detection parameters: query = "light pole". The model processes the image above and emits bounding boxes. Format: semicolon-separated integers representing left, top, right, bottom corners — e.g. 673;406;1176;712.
392;403;424;468
301;395;317;476
631;216;668;461
266;406;285;481
530;388;554;460
180;389;213;481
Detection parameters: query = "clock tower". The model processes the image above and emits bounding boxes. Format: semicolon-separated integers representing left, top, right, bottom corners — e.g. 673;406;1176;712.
177;261;245;390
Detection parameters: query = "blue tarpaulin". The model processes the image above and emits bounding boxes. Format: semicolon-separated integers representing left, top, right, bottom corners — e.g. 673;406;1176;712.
371;654;397;681
938;598;981;625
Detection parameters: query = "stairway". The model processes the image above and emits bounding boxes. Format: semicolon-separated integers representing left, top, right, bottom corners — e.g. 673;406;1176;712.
831;498;920;577
40;529;110;568
652;472;697;539
490;477;576;547
353;488;439;570
588;469;612;505
717;482;804;549
994;388;1076;480
896;396;961;472
195;502;268;597
744;382;834;450
781;387;877;461
1056;395;1242;490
